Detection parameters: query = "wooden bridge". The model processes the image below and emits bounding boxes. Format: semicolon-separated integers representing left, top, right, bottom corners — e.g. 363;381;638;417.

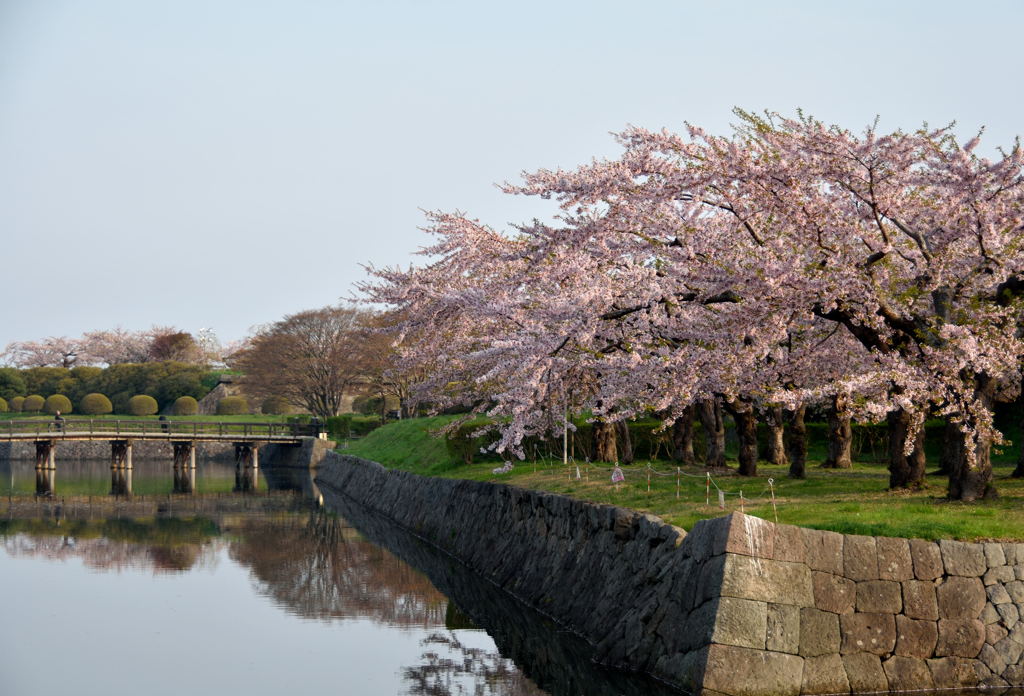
0;418;322;497
0;418;316;443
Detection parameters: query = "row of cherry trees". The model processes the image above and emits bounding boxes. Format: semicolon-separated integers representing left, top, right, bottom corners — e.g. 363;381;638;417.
364;111;1024;502
3;326;232;368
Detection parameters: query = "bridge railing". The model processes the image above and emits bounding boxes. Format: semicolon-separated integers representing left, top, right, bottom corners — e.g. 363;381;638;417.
0;418;319;440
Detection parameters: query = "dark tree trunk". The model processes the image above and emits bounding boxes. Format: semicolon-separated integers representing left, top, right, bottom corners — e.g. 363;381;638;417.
1015;419;1024;477
937;420;959;476
946;377;998;501
822;395;853;469
786;406;807;478
671;406;696;466
615;420;634;465
888;409;926;490
724;400;758;476
763;406;788;468
697;398;727;468
1013;410;1024;478
593;420;618;463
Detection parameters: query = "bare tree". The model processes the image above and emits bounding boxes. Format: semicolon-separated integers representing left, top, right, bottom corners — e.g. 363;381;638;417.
233;305;375;420
147;330;203;363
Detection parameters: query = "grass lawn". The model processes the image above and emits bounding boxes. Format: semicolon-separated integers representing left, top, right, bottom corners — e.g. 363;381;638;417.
343;415;1024;542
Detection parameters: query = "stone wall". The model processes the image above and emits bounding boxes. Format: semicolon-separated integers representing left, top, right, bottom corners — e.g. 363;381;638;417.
313;450;1024;695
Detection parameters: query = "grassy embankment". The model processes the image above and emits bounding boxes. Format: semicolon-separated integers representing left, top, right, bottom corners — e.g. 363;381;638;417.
342;415;1024;542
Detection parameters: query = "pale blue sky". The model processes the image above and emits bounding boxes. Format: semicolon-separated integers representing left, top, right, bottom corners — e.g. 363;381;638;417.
1;0;1022;352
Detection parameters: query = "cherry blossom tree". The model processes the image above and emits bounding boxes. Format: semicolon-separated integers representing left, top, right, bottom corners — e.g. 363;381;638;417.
80;328;153;364
3;336;84;368
366;113;1024;501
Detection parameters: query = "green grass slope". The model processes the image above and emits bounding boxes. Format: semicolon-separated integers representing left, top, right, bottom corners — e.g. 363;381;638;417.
343;416;1024;542
342;415;466;474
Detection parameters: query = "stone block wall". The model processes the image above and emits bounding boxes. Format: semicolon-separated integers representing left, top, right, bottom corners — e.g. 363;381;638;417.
313;451;1024;695
688;515;1024;694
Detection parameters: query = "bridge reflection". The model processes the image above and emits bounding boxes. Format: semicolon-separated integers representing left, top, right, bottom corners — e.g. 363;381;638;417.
19;441;264;497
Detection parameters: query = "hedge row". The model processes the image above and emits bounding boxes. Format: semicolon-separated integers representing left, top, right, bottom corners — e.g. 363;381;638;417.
324;414;385;439
216;396;249;415
0;392;165;416
0;363;216;413
0;392;257;417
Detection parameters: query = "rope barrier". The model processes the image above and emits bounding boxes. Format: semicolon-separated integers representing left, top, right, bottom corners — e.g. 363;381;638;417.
521;457;786;514
396;424;787;517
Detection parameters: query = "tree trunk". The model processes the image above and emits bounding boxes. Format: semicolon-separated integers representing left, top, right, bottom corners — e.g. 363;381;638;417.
1013;411;1024;478
697;398;726;468
888;409;926;490
786;406;807;479
615;420;634;465
937;420;959;476
724;400;758;476
763;406;788;468
593;420;618;463
946;377;998;501
822;395;853;469
671;406;696;466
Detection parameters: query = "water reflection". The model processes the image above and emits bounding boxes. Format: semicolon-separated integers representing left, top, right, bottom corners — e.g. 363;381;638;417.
231;512;448;627
0;517;219;572
321;490;683;696
0;457;246;496
0;456;683;696
405;632;544;696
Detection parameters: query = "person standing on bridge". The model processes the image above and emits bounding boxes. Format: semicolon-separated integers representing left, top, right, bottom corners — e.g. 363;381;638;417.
54;410;65;433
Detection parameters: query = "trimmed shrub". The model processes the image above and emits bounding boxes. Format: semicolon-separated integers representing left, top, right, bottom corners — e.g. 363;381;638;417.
22;395;45;413
216;396;249;415
352;395;384;416
9;396;25;412
0;397;7;413
127;394;158;416
324;414;384;439
326;414;352;439
44;394;73;415
79;393;113;415
351;415;383;437
173;396;199;416
261;396;291;415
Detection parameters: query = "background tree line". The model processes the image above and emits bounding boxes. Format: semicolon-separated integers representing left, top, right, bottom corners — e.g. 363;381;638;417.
0;363;219;415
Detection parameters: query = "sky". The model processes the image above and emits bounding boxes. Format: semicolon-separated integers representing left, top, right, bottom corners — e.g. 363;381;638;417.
1;0;1022;355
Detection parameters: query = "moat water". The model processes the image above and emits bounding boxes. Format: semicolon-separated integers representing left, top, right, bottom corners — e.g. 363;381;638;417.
0;459;679;695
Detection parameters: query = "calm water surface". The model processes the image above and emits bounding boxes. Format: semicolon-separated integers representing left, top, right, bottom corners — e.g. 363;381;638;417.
0;458;679;695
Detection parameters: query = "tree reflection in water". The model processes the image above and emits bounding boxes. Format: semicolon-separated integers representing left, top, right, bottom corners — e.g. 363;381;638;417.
404;632;544;696
0;503;661;695
230;510;545;694
0;518;218;573
230;510;448;627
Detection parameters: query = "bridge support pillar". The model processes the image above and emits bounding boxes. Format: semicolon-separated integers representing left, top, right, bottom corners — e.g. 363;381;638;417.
34;440;56;496
234;442;259;492
172;442;197;494
110;440;133;496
